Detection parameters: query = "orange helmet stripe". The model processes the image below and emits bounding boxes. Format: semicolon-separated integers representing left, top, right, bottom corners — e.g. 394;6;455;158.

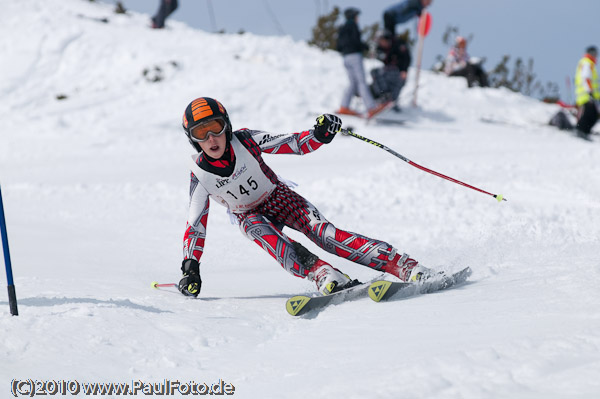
191;98;214;121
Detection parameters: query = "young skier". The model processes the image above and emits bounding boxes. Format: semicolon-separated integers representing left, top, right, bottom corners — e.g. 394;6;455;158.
177;97;432;297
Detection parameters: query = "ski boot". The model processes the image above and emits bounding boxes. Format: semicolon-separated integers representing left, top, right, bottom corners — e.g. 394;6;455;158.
309;260;357;295
382;252;433;282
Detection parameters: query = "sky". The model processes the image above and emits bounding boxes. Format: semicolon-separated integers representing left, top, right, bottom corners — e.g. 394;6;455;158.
102;0;599;100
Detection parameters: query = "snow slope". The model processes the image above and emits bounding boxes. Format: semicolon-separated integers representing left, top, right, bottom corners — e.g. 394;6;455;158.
1;1;599;398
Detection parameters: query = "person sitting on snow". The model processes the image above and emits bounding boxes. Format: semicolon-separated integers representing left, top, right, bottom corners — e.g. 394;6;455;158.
444;36;488;88
177;97;433;297
370;30;411;112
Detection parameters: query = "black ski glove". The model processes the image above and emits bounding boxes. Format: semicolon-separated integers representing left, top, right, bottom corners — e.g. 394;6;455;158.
178;258;202;297
313;114;342;144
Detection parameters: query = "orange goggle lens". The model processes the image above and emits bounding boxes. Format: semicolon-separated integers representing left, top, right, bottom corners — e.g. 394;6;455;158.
190;119;226;142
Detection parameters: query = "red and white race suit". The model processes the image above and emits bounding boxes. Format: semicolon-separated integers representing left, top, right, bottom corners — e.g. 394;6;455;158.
183;128;405;279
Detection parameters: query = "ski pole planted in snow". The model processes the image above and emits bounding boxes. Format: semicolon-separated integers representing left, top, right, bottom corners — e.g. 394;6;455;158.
341;129;507;202
0;184;19;316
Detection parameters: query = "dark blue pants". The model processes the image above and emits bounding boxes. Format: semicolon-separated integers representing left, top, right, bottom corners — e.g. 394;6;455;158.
152;0;178;28
576;101;599;134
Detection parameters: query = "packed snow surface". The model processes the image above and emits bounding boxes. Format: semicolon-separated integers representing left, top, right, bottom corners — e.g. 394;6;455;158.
1;1;599;398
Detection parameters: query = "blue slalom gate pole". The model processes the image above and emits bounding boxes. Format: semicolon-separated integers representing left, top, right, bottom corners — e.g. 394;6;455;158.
0;184;18;316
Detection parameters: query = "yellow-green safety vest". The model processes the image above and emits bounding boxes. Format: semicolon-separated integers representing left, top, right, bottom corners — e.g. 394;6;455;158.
575;56;600;106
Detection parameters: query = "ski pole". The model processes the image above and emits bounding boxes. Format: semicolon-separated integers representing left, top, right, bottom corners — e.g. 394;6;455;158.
1;184;19;315
341;129;507;202
151;282;177;289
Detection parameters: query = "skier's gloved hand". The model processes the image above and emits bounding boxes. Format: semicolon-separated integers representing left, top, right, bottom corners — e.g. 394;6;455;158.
178;258;202;297
313;114;342;144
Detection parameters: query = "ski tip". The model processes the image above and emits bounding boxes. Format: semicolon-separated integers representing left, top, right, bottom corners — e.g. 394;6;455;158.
286;295;311;316
151;281;159;289
368;281;393;302
447;267;472;284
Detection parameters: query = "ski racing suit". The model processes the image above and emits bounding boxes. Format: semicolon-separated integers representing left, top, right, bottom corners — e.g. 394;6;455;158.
183;128;409;280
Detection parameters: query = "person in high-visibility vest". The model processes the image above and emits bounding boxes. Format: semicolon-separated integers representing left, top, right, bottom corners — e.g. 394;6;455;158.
574;46;599;138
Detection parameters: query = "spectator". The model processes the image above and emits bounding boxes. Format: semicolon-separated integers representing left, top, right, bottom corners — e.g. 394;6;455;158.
370;30;411;112
444;36;488;88
336;8;389;118
574;45;599;139
151;0;178;29
383;0;432;36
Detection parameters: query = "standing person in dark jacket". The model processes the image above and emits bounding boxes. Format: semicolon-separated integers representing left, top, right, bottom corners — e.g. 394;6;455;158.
371;30;411;111
336;8;389;118
151;0;178;29
383;0;432;35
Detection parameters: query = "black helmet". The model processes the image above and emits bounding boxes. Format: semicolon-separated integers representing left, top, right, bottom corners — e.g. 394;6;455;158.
379;29;393;40
344;7;360;20
586;45;598;57
182;97;232;152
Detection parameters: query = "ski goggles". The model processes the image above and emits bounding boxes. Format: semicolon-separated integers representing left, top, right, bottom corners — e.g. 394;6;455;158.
189;118;227;142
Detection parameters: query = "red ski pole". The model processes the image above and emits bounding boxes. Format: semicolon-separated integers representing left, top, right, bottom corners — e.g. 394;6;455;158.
341;129;507;202
151;282;177;289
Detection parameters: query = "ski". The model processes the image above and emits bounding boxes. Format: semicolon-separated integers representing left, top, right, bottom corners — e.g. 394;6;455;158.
286;279;377;317
343;103;401;124
77;14;110;24
368;267;472;302
373;116;406;125
365;101;396;122
339;114;405;125
308;102;404;125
